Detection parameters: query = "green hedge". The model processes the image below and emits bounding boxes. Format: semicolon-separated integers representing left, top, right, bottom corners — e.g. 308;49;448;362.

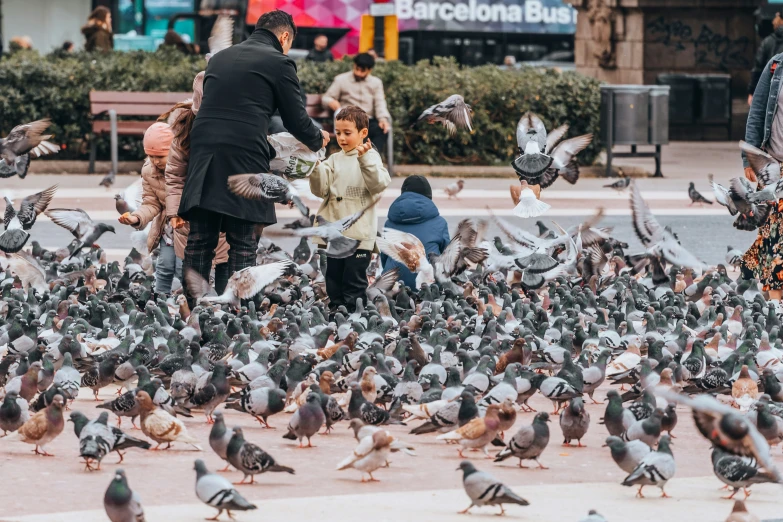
0;49;601;165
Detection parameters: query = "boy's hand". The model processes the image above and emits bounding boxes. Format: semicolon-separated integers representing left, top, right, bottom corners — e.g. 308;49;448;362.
118;212;140;226
356;140;373;157
170;216;186;229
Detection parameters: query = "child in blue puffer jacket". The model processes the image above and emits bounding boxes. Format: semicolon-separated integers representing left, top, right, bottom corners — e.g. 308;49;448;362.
380;175;450;288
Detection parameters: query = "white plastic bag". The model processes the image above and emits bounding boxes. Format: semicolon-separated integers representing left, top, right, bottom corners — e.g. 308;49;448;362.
268;132;326;180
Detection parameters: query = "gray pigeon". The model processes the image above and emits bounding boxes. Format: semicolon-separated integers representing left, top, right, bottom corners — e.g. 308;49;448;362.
457;461;529;515
53;352;81;401
604;435;651;474
623;407;663;448
416;94;473;135
282;392;325;447
44;208;116;255
225;386;286;428
0;118;58;164
560;397;590;447
621;434;676;498
104;469;145;522
0;391;29;435
712;447;777;500
226;173;308;217
513;112;552;178
226;427;295;485
209;411;234;472
494;412;550;469
74;411;117;471
194;459;256;520
0;185;57;253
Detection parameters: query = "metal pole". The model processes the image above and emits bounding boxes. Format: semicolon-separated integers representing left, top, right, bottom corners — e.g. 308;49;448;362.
373;15;385;57
109;109;118;178
606;90;614;178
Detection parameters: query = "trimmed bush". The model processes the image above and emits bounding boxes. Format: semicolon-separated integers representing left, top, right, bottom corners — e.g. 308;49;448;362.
0;50;601;165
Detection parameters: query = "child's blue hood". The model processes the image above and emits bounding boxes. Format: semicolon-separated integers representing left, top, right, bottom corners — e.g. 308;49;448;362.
386;192;440;224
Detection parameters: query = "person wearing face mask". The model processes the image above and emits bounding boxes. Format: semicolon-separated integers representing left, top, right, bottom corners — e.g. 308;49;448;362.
178;10;329;298
322;52;392;156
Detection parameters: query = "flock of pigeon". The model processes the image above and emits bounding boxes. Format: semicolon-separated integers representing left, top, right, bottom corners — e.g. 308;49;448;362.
0;104;782;522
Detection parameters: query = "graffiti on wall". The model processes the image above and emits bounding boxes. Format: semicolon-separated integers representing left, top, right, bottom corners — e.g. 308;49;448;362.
645;16;751;70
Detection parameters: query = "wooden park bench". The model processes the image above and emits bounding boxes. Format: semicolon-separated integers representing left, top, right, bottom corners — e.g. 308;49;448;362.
305;94;395;175
89;91;190;174
89;91;394;176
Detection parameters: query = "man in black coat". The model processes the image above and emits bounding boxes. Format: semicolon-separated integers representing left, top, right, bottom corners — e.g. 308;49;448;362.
179;10;329;292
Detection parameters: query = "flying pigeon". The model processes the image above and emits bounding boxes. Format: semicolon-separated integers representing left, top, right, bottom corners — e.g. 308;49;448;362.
416;94;473;135
512;180;550;218
0;185;57;253
289;197;380;258
44;208;116;254
0;118;59;164
227;173;309;217
185;260;292;309
0;154;31;179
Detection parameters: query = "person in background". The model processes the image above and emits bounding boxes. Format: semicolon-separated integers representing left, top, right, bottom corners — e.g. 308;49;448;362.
749;12;783;105
8;36;33;52
380;175;449;288
61;41;75;53
502;55;517;69
309;105;390;313
305;34;333;62
323;52;391;156
82;6;114;53
118;123;182;295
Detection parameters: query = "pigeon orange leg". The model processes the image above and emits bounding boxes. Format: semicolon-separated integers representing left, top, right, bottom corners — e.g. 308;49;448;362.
535;459;548;470
636;485;645;498
307;438;315;448
722;488;738;500
218;463;231;472
660;488;671;499
115;451;126;463
205;510;223;521
517;459;529;469
367;472;380;482
496;506;506;516
743;488;751;499
458;505;473;514
577;440;586;448
457;448;466;458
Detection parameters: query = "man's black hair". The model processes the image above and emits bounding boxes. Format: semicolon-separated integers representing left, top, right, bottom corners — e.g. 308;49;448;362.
255;10;297;38
353;52;375;70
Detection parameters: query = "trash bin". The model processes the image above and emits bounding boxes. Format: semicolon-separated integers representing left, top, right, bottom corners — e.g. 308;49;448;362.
693;74;731;124
649;85;670;145
656;74;695;125
600;86;650;145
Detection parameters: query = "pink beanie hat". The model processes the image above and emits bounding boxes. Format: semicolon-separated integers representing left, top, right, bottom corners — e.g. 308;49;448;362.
143;122;174;156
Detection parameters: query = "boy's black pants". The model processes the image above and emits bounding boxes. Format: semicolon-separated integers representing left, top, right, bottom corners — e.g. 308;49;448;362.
325;250;372;312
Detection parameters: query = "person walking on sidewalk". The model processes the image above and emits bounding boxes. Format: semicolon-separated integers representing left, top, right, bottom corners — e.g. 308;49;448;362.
380;175;449;289
118;123;181;294
309;105;391;313
742;50;783;311
178;10;329;298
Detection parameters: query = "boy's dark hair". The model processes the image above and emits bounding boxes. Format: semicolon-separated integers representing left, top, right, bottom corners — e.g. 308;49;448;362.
335;105;369;131
255;10;297;38
353;52;375;70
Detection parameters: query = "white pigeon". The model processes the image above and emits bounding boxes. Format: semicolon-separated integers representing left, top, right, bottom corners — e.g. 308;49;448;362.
513;181;550;218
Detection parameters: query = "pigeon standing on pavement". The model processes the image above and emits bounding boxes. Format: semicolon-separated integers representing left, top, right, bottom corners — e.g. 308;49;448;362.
604;174;630;191
136;390;202;451
604;435;651;473
226;427;295;484
621;434;676;498
457;461;529;516
0;391;29;435
194;459;256;521
494;412;551;468
444;179;465;199
560;397;590;447
99;169;116;188
71;411;117;471
13;394;65;456
336;429;396;482
282;392;325;447
104;469;145;522
711;447;777;500
416;94;473;135
688;182;713;205
0;185;58;253
209;411;234;472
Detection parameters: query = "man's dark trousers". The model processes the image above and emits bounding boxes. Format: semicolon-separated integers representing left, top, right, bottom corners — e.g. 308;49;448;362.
183;207;258;297
325;250;372;312
368;118;387;157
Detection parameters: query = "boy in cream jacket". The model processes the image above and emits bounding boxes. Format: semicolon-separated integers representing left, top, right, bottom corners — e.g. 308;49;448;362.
309;105;391;313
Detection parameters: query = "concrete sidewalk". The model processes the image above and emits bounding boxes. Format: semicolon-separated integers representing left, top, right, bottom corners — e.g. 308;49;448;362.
5;477;780;522
26;141;743;181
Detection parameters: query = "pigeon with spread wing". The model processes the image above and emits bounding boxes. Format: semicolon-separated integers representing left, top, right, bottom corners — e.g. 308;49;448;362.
0;185;57;253
416;94;473;136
